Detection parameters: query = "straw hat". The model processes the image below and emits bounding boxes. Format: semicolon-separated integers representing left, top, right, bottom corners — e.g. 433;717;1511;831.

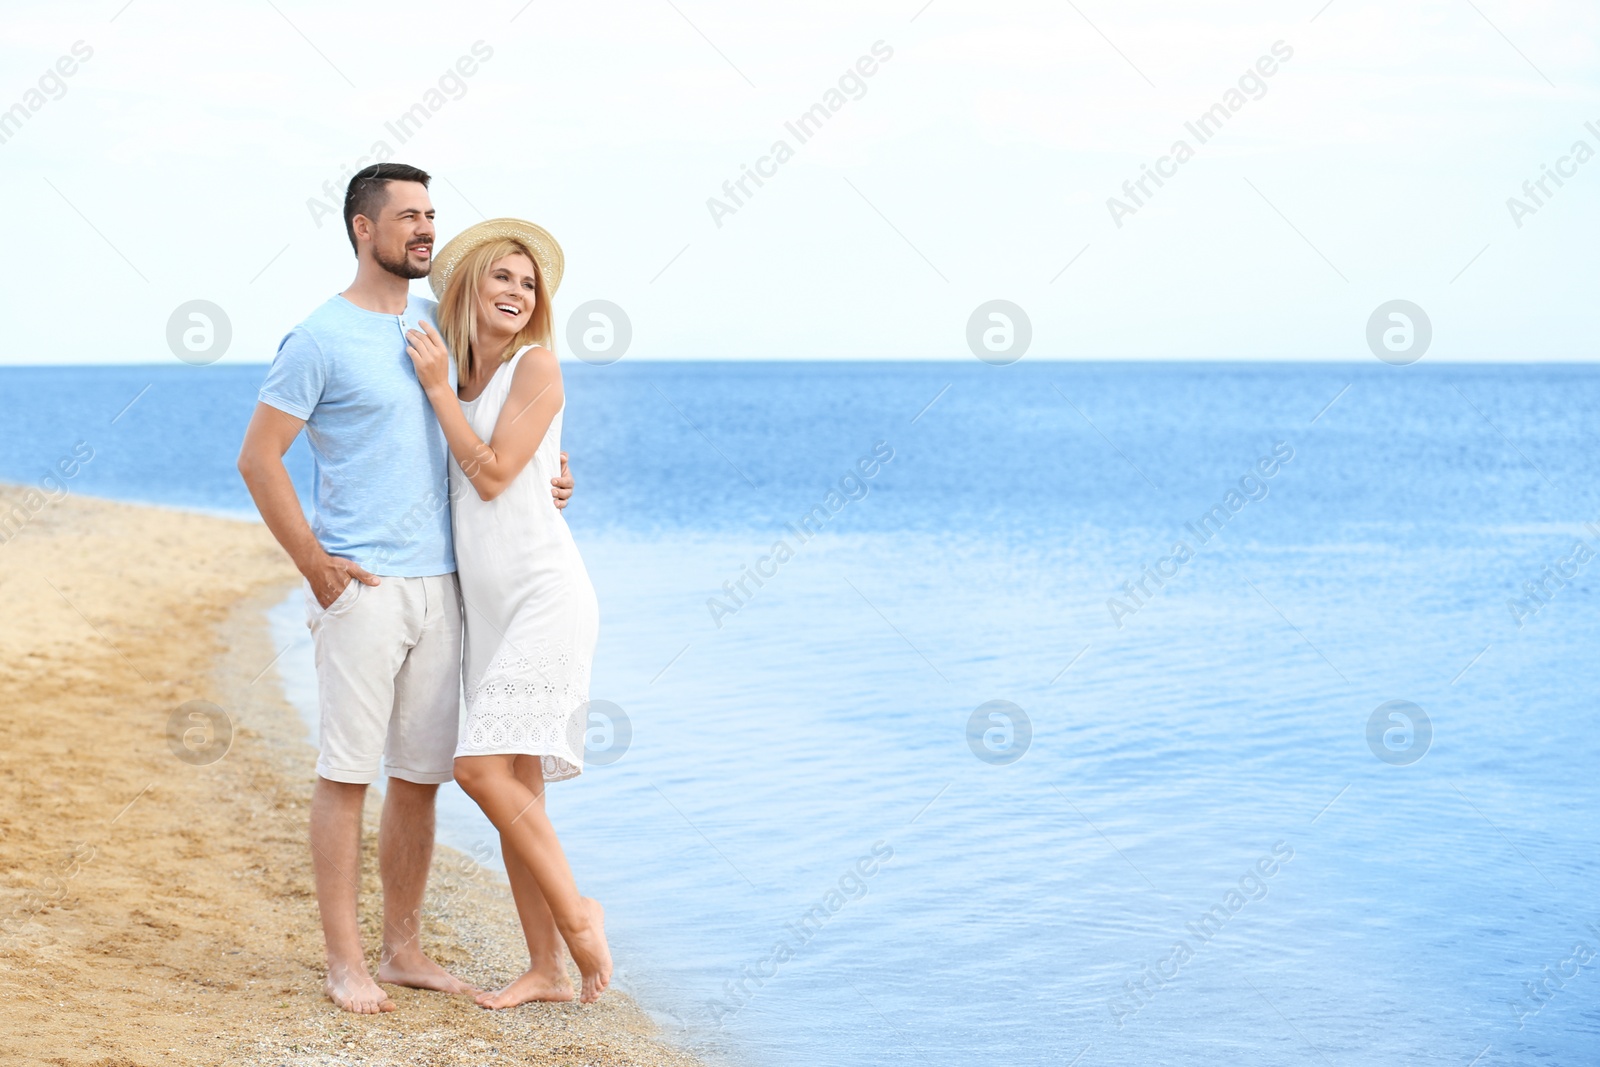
428;217;564;300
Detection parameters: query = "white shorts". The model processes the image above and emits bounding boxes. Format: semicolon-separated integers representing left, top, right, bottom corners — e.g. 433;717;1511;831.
304;573;462;785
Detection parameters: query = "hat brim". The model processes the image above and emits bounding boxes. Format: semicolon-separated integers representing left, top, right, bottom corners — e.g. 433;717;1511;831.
428;218;565;301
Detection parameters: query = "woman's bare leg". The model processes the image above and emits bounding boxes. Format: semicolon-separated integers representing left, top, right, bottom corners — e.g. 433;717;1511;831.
476;755;574;1007
454;754;612;1003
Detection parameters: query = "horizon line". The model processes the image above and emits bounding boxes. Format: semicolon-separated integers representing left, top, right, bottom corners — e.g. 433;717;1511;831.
3;357;1599;369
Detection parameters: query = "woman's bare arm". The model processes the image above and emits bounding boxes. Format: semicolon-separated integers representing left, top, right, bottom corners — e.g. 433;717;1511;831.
407;321;564;502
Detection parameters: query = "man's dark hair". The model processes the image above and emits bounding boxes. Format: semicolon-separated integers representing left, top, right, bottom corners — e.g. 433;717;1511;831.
343;163;431;253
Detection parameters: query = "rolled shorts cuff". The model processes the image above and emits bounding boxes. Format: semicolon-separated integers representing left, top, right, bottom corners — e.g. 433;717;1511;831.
384;764;456;785
316;759;382;786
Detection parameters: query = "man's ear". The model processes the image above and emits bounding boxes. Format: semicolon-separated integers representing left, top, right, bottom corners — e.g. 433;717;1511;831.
351;214;373;247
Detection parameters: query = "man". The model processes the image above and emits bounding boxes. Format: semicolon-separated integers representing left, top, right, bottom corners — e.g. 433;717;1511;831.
237;163;575;1014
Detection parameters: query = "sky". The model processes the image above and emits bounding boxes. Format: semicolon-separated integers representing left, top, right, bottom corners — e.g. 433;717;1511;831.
1;0;1597;363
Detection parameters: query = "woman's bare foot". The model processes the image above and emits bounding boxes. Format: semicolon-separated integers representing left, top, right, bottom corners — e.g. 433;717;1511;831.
475;960;575;1009
563;897;612;1004
325;966;397;1014
377;950;479;996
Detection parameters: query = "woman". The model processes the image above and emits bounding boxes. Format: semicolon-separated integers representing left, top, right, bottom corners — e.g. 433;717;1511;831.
403;218;611;1007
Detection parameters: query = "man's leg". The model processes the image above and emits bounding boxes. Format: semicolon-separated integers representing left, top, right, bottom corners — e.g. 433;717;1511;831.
375;778;476;993
304;576;408;1011
310;776;394;1013
376;574;475;994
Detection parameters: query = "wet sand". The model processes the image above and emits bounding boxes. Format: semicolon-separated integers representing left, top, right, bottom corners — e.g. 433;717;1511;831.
0;488;708;1067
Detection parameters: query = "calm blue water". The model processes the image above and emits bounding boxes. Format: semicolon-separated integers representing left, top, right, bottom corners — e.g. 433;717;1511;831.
4;361;1599;1066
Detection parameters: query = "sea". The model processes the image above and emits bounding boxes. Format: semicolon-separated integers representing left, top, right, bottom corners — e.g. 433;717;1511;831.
3;360;1598;1066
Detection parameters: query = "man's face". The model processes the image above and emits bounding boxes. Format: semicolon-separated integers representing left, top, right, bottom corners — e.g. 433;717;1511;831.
361;181;435;280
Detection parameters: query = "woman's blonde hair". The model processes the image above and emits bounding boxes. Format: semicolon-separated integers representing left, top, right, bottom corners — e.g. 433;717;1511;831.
435;238;555;385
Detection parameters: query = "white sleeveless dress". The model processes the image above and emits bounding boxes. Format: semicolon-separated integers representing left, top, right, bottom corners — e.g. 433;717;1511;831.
450;345;598;781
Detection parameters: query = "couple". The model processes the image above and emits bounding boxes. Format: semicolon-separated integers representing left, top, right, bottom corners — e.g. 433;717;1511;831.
237;162;611;1014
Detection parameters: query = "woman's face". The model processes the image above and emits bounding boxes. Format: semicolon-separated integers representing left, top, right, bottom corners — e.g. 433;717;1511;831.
474;251;538;348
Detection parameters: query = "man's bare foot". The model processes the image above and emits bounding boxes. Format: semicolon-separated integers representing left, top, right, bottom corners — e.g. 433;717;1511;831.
377;951;479;996
325;966;397;1014
475;960;575;1009
563;897;612;1004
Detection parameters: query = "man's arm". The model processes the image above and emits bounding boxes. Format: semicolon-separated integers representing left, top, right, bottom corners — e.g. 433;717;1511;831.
237;402;379;608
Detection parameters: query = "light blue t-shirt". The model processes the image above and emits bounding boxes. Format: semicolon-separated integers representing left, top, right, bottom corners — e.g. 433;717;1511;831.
259;293;455;577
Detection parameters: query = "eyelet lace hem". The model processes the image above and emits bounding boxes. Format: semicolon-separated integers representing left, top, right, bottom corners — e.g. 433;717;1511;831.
457;639;590;781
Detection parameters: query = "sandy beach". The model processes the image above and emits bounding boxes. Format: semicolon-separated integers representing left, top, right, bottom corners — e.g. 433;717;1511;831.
0;487;708;1067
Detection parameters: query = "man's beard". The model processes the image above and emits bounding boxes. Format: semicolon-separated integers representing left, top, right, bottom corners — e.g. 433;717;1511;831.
375;241;431;280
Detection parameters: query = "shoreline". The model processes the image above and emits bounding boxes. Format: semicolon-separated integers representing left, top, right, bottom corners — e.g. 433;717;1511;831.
0;487;710;1067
